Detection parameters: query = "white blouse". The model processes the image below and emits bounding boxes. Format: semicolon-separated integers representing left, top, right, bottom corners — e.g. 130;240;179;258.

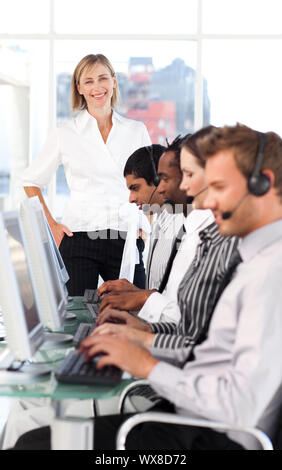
22;110;151;232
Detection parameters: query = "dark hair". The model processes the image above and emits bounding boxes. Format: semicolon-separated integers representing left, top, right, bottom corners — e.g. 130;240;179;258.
181;126;217;168
163;134;191;169
123;144;166;186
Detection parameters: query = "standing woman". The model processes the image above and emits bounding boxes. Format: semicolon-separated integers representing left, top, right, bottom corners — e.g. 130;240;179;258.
22;54;151;295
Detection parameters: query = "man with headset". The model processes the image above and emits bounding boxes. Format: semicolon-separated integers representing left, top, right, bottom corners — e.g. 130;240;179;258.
14;123;282;450
97;139;188;314
80;123;282;450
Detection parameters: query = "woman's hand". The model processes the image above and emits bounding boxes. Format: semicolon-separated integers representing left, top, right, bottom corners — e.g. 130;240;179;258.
23;187;72;247
49;221;73;247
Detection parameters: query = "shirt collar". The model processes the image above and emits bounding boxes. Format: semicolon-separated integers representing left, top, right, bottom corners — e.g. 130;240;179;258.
112;110;124;123
75;109;96;132
239;219;282;262
198;221;223;246
184;209;214;234
75;108;122;132
157;208;184;233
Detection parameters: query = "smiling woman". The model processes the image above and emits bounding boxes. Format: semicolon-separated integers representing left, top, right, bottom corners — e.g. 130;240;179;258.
73;54;118;115
22;53;151;295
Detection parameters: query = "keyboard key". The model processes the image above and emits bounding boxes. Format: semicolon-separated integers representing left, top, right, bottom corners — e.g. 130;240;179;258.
85;303;99;320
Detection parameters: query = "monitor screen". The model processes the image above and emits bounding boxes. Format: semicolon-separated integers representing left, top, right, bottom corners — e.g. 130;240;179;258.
36;210;63;307
5;217;41;335
45;222;69;284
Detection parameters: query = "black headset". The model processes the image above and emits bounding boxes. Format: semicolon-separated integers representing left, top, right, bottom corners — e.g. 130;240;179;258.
146;146;161;187
247;131;271;196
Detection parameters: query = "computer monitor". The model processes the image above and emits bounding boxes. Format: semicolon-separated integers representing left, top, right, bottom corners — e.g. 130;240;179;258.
46;220;69;284
45;221;69;301
0;211;45;361
20;198;67;331
26;197;76;321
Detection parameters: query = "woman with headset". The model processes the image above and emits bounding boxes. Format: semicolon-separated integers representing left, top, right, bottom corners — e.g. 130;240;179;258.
22;54;151;295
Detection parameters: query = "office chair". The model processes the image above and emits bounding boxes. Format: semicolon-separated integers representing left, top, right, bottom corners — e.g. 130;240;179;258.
116;411;273;450
118;379;159;414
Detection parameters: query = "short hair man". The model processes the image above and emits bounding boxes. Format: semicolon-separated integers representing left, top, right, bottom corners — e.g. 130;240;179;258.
123;144;165;211
98;138;189;314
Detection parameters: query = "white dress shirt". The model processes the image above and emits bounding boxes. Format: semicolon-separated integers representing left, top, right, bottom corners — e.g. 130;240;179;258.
139;209;214;323
22;110;151;232
146;209;185;290
149;219;282;449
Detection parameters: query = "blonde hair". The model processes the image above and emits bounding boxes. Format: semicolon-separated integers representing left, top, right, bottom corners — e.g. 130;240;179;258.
71;54;119;111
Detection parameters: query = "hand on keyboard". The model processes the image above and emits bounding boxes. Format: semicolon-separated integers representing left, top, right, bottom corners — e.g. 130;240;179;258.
55;349;122;385
83;289;101;305
98;278;139;296
78;334;159;379
97;308;151;332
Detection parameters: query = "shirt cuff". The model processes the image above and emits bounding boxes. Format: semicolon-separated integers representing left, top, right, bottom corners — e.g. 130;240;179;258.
138;292;168;323
148;361;184;401
21;181;43;189
149;344;193;364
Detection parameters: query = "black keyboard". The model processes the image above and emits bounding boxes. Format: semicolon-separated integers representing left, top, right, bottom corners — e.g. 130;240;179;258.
55;350;122;385
72;323;95;347
85;302;99;320
83;289;100;304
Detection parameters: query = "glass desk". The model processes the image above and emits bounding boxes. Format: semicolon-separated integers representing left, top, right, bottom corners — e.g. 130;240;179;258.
66;295;85;312
0;297;134;449
0;297;133;400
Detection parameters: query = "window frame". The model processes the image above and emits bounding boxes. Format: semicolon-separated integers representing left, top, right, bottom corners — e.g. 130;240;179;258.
1;0;282;215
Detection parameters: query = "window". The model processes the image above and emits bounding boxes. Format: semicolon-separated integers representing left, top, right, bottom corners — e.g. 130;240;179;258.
0;40;49;210
202;39;282;135
0;0;281;218
202;0;282;34
55;39;200;217
0;0;50;33
54;0;198;34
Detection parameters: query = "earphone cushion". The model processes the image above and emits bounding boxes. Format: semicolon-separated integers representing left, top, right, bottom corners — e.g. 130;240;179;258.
154;176;160;186
248;173;271;196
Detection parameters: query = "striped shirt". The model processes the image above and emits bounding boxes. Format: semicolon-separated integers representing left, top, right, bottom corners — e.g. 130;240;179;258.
150;222;239;352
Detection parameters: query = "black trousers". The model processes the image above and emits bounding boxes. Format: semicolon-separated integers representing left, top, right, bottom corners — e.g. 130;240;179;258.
13;401;244;451
59;230;145;296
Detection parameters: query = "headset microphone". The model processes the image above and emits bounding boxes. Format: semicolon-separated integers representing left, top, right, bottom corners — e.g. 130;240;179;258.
142;146;161;213
142;186;158;213
186;186;208;204
221;192;249;220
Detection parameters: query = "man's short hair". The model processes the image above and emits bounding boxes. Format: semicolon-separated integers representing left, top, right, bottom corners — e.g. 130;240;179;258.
197;123;282;200
123;144;165;186
163;135;189;170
